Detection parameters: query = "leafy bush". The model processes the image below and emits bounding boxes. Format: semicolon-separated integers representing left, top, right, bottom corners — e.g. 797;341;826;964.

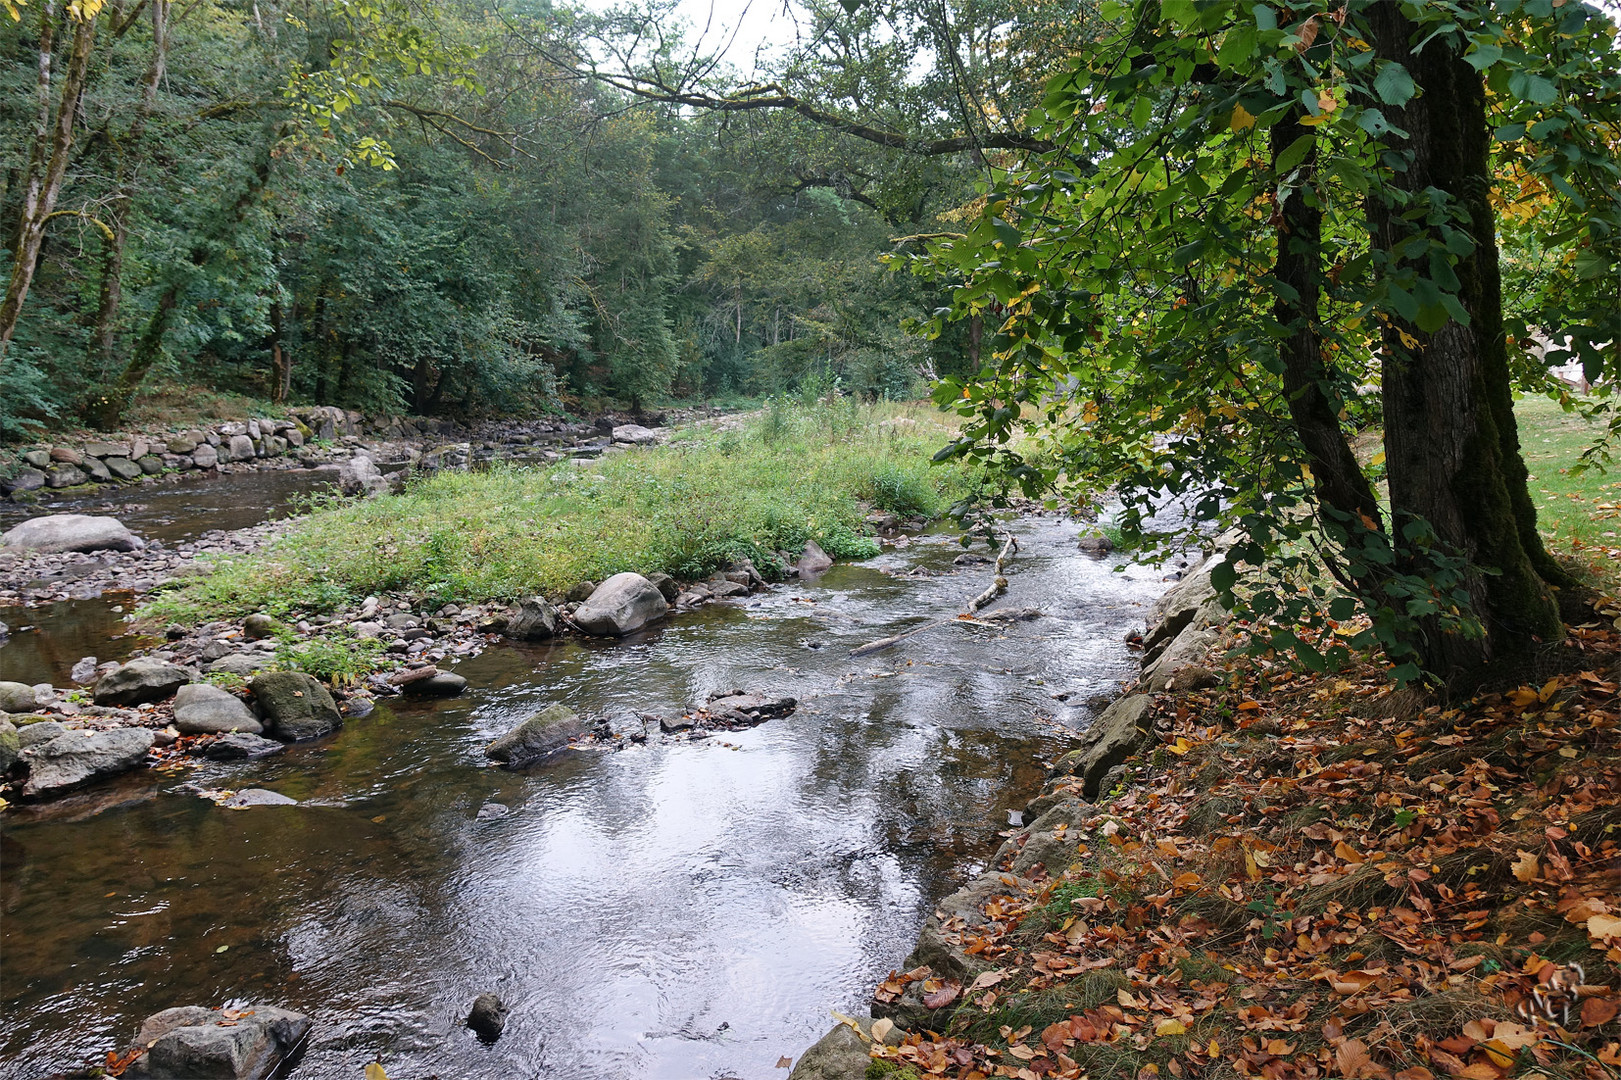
270;632;385;686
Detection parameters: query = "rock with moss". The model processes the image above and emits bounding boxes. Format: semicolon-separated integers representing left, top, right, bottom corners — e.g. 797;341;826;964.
787;1018;906;1080
0;719;18;774
486;704;584;766
249;672;341;742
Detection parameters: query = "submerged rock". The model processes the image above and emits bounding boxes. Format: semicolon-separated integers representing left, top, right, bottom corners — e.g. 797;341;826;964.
1;513;143;553
250;672;341;741
467;993;509;1040
20;728;154;799
403;672;467;697
0;719;17;774
572;572;668;636
130;1004;311;1079
486;703;584;766
222;787;297;806
173;683;263;734
203;733;285;761
93;657;191;706
704;690;797;724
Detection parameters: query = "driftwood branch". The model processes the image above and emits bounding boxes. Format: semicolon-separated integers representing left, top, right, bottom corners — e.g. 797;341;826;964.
848;532;1024;657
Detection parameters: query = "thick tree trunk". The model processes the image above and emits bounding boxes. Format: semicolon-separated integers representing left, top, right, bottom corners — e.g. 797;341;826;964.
268;298;290;401
0;5;97;366
1368;1;1563;686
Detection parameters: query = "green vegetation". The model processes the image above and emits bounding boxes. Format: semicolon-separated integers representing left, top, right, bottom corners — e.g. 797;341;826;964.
139;403;977;622
270;632;387;687
1515;395;1621;580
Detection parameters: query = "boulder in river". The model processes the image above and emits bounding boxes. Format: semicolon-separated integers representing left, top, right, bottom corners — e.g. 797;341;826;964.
787;1016;906;1080
486;703;584;766
208;653;270;677
173;683;263;735
646;572;679;602
250;672;341;741
404;671;468;697
129;1004;311;1080
222;787;297;806
202;733;285;760
45;463;88;488
572;572;668;636
20;727;154;799
337;452;386;496
796;539;833;576
467;993;509;1041
4;467;45;493
1048;693;1154;800
0;680;36;712
93;657;191;706
704;690;797;725
17;719;67;747
1;513;143;554
505;596;559;640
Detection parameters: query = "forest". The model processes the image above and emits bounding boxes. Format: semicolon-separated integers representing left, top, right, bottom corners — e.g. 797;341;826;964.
0;0;1058;434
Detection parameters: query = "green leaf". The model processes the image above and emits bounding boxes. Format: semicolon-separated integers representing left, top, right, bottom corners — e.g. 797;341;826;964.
1463;42;1502;70
1275;133;1314;174
1210;559;1237;594
1373;62;1415;105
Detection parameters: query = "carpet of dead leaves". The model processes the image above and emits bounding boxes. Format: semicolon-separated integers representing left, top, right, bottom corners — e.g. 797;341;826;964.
868;598;1621;1080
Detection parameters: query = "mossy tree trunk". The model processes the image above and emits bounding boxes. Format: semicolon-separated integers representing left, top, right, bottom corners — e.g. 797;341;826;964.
1368;1;1564;686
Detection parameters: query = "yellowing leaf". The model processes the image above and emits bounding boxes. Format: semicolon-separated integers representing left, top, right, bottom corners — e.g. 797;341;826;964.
1167;737;1193;755
1512;850;1540;882
1334;840;1364;864
1155;1019;1187;1036
364;1064;388;1080
1231;104;1256;131
871;1018;894;1042
1588;913;1621;944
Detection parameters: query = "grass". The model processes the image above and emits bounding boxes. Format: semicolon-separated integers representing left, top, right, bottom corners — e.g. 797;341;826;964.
1514;393;1620;582
139;400;977;623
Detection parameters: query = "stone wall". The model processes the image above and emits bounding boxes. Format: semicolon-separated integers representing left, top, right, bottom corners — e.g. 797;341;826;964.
0;407;369;497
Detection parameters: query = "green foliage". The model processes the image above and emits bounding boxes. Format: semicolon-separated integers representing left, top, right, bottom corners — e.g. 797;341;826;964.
270;630;385;686
903;0;1620;683
139;402;976;619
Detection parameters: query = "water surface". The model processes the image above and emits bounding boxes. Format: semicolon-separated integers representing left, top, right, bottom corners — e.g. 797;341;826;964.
0;518;1164;1079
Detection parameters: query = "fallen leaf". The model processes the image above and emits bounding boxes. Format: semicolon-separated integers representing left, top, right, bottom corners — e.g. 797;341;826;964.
364;1064;388;1080
1589;913;1621;944
923;980;961;1010
1155;1019;1187;1036
1583;997;1620;1028
776;1056;793;1069
871;1018;894;1042
1512;850;1540;882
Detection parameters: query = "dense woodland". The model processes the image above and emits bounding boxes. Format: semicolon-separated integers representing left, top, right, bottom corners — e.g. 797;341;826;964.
0;0;1075;432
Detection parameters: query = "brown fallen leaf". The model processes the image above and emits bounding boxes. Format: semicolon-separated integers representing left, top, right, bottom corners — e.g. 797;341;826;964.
775;1055;792;1068
922;979;961;1010
1582;996;1620;1028
1511;850;1540;883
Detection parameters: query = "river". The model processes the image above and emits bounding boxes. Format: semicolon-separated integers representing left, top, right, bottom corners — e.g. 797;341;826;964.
0;477;1165;1079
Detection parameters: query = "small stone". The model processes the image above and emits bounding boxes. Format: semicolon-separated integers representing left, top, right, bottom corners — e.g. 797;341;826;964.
476;802;510;820
221;788;298;807
403;672;467;697
93;657;190;706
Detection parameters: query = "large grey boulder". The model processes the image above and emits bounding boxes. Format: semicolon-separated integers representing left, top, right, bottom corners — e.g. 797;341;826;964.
5;467;45;493
1049;694;1154;800
16;719;66;747
505;597;559;640
1140;626;1222;691
571;572;668;636
208;653;270;677
796;539;833;576
610;423;659;445
787;1017;906;1080
1142;555;1229;664
20;727;153;799
2;513;143;553
173;683;263;734
228;434;256;462
134;1004;312;1079
93;657;190;706
192;445;219;469
249;672;341;741
337;453;385;496
486;703;584;766
0;680;36;712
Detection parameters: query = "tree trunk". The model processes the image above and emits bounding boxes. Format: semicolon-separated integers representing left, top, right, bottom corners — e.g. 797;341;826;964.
1269;115;1388;569
1367;1;1563;686
86;0;170;381
268;298;290;402
0;4;98;366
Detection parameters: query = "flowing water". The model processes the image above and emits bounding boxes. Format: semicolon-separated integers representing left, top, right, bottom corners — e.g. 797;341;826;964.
0;500;1167;1080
